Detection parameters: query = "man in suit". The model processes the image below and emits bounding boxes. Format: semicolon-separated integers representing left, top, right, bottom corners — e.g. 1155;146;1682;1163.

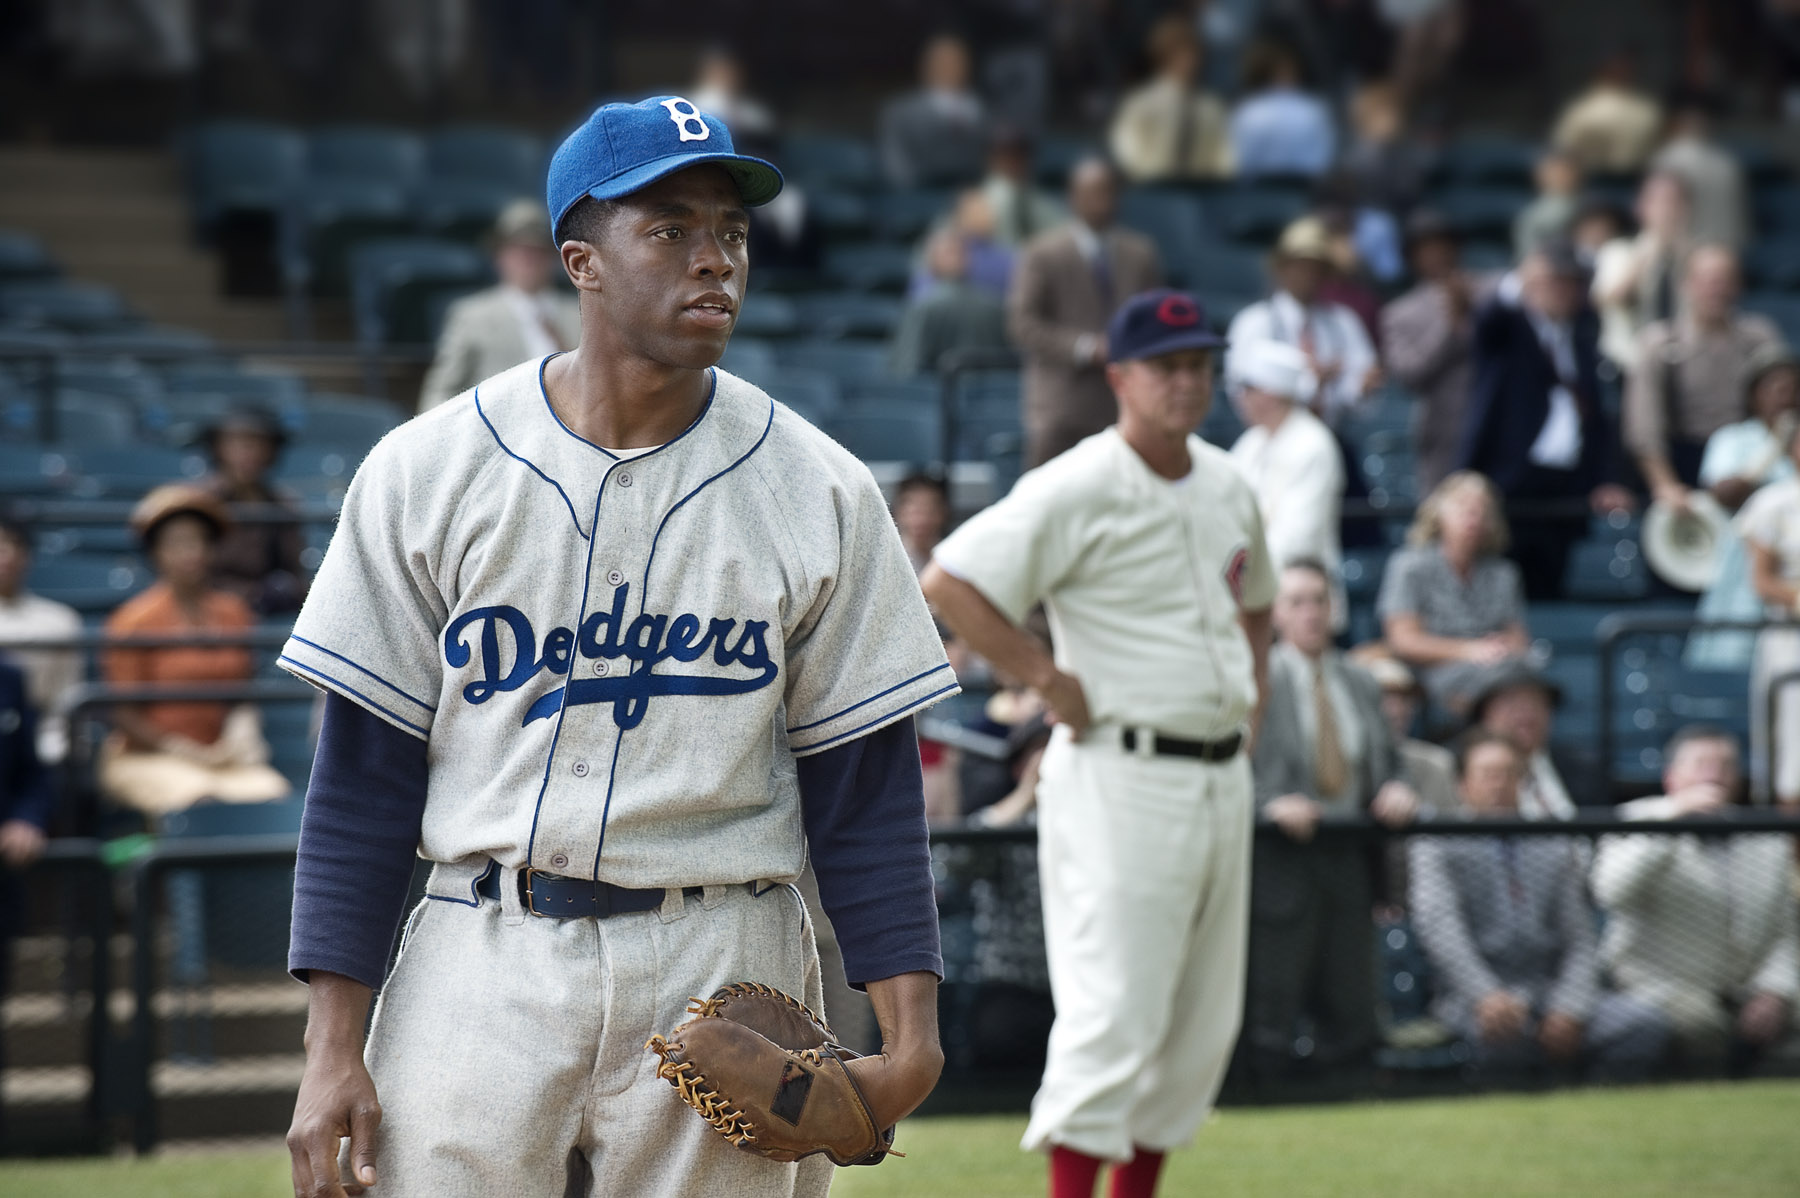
1593;726;1797;1069
418;200;581;411
1246;560;1418;1080
878;33;989;189
1409;731;1666;1078
1459;242;1635;599
1007;157;1162;467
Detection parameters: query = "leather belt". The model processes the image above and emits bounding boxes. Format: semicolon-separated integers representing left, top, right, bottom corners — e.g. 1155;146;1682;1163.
1121;727;1243;763
475;864;698;919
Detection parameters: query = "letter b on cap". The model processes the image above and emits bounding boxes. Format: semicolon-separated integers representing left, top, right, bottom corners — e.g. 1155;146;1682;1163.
660;97;711;143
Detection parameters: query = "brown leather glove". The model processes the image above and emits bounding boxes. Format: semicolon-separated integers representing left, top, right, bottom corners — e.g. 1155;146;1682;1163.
646;982;900;1167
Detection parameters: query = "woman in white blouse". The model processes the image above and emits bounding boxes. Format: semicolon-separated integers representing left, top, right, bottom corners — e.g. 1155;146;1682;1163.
1742;417;1800;809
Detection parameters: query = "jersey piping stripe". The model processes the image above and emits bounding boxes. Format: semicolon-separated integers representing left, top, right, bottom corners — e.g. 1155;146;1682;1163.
784;661;955;735
287;634;437;712
475;382;590;539
277;655;431;738
537;351;616;458
790;682;962;754
536;352;721;460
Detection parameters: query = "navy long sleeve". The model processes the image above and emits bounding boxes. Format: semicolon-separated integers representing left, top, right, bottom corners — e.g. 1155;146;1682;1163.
796;717;943;988
0;665;52;831
288;693;429;987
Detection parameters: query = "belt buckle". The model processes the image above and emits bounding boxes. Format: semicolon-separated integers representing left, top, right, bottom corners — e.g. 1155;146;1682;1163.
521;867;544;916
1129;726;1155;759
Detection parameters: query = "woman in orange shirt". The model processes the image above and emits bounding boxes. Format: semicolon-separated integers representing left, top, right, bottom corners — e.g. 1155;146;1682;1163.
100;485;289;816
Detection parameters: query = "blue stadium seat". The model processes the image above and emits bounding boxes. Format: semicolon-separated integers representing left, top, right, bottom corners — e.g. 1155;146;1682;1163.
0;445;76;497
1177;244;1265;295
1460;241;1514;273
1438;136;1536;186
1034;134;1095;185
77;325;214;358
274;445;359;487
760;370;840;424
1754;182;1800;237
1745;236;1800;291
1118;189;1206;263
1199;401;1243;449
54;359;162;404
0;281;135;332
732;294;799;339
1207;183;1309;243
162;363;306;406
285;393;404;451
1744;291;1800;342
25;552;150;612
286;178;415;297
807;189;875;238
47;390;138;446
780;133;879;190
415;178;525;241
1563;537;1649;601
66;445;208;498
718;338;778;387
309;125;428;188
1431;186;1534;240
873;188;955;240
425;125;542;190
348;237;493;345
825;410;940;464
777;340;891;386
791;292;904;339
822;242;915;294
841;378;939;414
1527;603;1610;656
1340;546;1391;601
185;121;307;230
0;231;58;281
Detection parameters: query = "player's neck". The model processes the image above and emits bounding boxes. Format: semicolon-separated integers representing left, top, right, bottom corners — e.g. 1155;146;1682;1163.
544;348;712;450
1117;419;1191;480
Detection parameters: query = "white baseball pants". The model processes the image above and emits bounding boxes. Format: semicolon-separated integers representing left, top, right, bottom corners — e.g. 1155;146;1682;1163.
1022;730;1253;1161
354;865;833;1197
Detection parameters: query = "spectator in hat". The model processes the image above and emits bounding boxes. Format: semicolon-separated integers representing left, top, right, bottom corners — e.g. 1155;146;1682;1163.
0;518;82;764
1007;157;1162;467
1592;726;1797;1069
197;406;309;616
1228;39;1336;179
1551;46;1665;174
879;33;990;189
891;227;1012;378
1651;91;1748;250
99;485;290;818
1468;664;1599;819
1227;340;1346;626
418;199;580;411
1624;246;1782;512
1109;13;1234;184
979;127;1065;250
1513;149;1584;260
1592;171;1694;373
1383;210;1494;493
1461;243;1636;599
1228;217;1379;423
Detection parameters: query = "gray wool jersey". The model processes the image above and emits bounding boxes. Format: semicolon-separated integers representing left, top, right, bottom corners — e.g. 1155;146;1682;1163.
279;356;957;890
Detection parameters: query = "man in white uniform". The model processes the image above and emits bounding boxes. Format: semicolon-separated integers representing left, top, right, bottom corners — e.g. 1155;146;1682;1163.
282;98;954;1198
923;288;1273;1198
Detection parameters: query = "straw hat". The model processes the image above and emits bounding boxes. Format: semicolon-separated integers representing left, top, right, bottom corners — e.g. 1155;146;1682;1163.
129;484;231;547
1642;491;1731;593
1272;216;1334;263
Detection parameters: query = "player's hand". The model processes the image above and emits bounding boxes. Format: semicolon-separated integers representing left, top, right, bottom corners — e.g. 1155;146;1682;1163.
841;1040;944;1133
1475;991;1528;1043
288;1045;382;1197
1370;781;1420;828
1265;795;1322;843
1737;992;1790;1045
0;820;46;870
1035;669;1091;740
1538;1011;1584;1061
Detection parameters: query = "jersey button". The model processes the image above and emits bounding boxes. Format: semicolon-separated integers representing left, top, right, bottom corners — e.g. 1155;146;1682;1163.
571;761;589;778
606;569;624;586
616;471;633;488
549;853;569;870
591;660;610;676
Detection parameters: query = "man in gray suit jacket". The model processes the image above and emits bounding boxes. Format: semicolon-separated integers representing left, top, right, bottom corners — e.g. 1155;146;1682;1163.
1410;731;1667;1078
418;200;582;412
1247;560;1419;1079
1007;158;1162;467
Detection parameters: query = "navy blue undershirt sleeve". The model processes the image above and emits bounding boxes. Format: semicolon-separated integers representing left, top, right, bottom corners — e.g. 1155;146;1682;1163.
289;693;429;988
797;717;943;988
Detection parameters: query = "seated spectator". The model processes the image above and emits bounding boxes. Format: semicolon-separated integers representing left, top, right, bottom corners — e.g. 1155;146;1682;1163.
980;126;1064;249
0;518;82;764
1468;665;1595;819
879;33;989;188
1379;471;1531;714
1007;157;1161;467
419;200;580;411
1550;46;1665;174
891;228;1011;378
1462;243;1636;599
893;470;952;576
1246;560;1418;1079
1741;425;1800;810
1625;246;1783;509
1228;217;1379;423
1227;340;1345;624
197;406;309;615
1651;90;1748;250
1347;646;1457;813
1338;81;1431;218
0;655;50;1134
1513;149;1584;259
1409;731;1667;1079
1108;14;1233;184
1228;39;1336;179
99;486;289;818
1593;726;1797;1070
1689;347;1800;670
1383;210;1493;493
914;189;1014;300
1592;171;1693;373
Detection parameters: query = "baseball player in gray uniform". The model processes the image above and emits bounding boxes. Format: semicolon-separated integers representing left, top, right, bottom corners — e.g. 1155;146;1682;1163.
923;289;1273;1198
280;97;955;1197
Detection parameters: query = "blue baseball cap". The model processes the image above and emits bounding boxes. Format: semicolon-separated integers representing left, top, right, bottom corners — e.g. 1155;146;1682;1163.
1106;288;1228;363
545;95;784;236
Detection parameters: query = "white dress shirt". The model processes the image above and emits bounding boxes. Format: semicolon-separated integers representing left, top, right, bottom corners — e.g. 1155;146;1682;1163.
1230;405;1346;624
1523;309;1584;469
1227;292;1375;420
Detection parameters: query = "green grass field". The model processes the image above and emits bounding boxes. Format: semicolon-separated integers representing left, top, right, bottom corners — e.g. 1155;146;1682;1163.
2;1082;1796;1197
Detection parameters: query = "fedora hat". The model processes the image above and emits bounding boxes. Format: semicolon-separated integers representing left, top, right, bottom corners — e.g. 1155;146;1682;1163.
1272;216;1334;263
1642;491;1731;593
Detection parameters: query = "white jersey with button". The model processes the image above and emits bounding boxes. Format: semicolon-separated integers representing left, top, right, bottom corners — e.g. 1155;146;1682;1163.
279;356;956;888
932;428;1275;741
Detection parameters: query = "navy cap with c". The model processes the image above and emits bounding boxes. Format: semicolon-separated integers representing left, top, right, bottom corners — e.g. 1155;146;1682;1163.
1106;287;1229;364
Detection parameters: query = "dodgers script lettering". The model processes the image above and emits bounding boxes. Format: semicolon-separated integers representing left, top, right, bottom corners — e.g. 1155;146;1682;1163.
442;584;777;730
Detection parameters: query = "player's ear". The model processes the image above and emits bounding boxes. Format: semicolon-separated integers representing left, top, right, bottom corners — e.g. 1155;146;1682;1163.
560;239;603;293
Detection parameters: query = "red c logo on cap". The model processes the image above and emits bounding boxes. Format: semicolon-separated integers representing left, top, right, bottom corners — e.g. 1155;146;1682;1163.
1157;295;1201;327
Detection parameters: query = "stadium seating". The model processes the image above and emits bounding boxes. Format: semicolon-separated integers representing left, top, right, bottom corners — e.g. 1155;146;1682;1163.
184;120;308;233
348;237;494;345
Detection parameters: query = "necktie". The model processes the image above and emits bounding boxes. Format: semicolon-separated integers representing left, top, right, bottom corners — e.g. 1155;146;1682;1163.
1171;90;1197;176
1313;662;1348;798
1091;241;1114;311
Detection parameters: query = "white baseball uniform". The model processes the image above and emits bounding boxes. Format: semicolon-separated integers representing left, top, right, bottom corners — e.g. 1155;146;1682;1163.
932;427;1274;1162
279;356;955;1196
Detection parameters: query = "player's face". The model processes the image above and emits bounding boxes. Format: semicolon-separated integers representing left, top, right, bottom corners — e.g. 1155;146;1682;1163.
1480;687;1551;754
1112;349;1214;439
1272;567;1333;655
150;514;214;591
1459;743;1523;814
579;165;749;370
